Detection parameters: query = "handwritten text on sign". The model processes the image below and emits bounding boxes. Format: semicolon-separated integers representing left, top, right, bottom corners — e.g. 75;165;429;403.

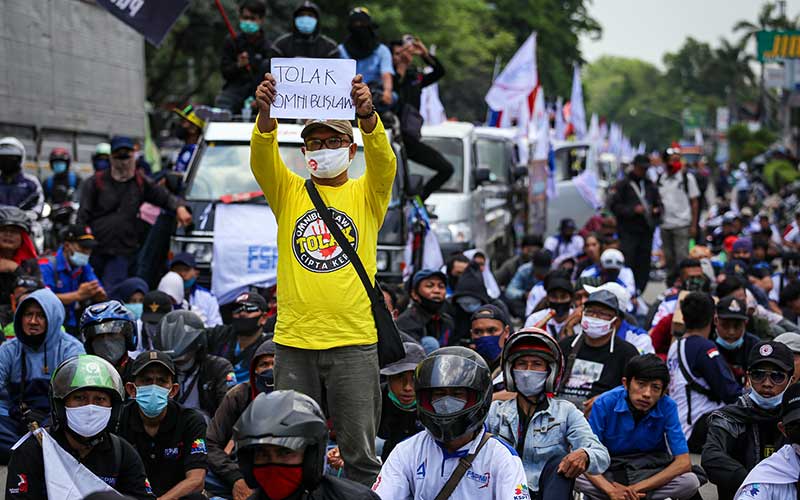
271;58;356;120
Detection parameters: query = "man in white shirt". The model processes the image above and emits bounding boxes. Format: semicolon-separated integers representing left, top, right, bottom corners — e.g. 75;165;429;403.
657;147;700;276
544;218;584;261
372;346;530;500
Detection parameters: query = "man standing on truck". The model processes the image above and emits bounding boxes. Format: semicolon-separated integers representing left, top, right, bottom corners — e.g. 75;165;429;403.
251;70;396;486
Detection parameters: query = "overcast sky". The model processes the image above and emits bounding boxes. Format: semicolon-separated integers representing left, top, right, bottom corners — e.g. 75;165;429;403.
579;0;800;68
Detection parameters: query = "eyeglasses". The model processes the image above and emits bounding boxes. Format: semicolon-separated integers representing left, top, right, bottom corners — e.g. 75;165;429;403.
749;369;788;385
304;137;351;151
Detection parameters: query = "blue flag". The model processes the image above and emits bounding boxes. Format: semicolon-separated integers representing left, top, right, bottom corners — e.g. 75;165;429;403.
95;0;190;47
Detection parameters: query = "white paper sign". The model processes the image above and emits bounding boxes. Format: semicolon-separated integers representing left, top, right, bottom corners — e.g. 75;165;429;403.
212;204;279;304
271;57;356;120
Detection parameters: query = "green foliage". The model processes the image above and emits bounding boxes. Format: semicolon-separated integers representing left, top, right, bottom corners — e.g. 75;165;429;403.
763;159;799;191
727;123;777;165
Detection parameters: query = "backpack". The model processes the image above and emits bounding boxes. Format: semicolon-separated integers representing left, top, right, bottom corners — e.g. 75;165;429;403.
657;170;691;198
44;172;78;198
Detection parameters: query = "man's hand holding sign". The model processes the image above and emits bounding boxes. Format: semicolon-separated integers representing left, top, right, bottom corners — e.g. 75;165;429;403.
249;57;395;486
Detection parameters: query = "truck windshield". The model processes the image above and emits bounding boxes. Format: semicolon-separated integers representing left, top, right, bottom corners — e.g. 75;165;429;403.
408;137;464;193
553;145;589;182
186;142;367;201
475;138;510;183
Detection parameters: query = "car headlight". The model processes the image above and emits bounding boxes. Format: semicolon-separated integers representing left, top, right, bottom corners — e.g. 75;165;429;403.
430;220;452;243
448;222;472;244
376;250;389;272
184;242;213;264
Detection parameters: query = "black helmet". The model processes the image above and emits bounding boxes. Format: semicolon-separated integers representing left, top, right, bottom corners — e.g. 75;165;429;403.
234;390;328;491
49;355;125;441
155;310;207;362
415;346;492;443
81;300;137;361
502;327;564;394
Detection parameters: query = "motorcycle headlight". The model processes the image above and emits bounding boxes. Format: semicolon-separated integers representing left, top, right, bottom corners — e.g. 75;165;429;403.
184;242;213;264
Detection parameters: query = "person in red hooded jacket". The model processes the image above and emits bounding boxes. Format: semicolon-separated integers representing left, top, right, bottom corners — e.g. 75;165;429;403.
0;206;39;309
206;339;275;500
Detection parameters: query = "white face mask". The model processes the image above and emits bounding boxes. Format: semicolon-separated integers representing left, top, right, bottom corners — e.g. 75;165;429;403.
304;147;351;179
65;404;112;438
431;396;467;414
513;369;548;397
581;314;616;339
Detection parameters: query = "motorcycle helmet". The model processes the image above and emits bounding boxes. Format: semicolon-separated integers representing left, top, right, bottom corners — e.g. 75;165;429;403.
155;311;207;371
81;300;137;360
49;147;71;170
415;346;492;443
0;205;31;233
502;327;564;394
0;137;25;172
49;354;125;440
234;390;328;492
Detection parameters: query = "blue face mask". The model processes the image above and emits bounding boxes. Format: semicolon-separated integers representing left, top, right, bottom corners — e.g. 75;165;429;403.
52;161;68;174
255;369;274;394
749;387;787;409
294;15;317;34
715;335;745;350
183;276;197;290
240;20;260;34
473;335;502;362
69;250;90;268
135;384;170;418
125;303;143;320
93;159;110;171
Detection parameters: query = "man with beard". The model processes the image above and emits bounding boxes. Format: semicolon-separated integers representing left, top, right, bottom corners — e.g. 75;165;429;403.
396;270;453;346
338;8;394;108
78;136;192;289
703;341;794;500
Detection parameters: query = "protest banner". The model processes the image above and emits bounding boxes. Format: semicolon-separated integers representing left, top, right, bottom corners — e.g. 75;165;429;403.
270;58;357;120
95;0;189;47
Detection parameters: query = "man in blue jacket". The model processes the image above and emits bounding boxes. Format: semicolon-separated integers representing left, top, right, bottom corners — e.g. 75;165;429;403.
0;287;84;462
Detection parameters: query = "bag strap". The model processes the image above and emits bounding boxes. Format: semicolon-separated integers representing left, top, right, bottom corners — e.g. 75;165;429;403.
557;334;584;394
303;179;379;305
434;432;493;500
110;433;123;474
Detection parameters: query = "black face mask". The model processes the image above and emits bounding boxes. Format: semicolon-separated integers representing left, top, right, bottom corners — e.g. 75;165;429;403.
0;157;20;176
232;316;262;336
255;369;274;394
683;276;709;292
603;269;620;282
417;295;444;314
550;300;571;318
350;26;374;46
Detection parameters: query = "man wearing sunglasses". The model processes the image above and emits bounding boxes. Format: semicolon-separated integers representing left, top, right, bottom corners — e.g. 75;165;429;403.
702;341;794;500
78;136;192;290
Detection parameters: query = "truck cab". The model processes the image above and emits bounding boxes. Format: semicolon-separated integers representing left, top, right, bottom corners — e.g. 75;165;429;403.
546;140;607;233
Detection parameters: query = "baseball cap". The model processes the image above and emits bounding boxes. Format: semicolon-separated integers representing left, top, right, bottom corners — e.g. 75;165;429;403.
545;275;573;295
716;296;748;321
585;290;619;313
781;383;800;424
170;252;197;269
585;282;630;313
300;119;354;140
748;341;794;373
233;291;268;313
63;224;98;249
130;350;176;377
775;332;800;354
412;269;447;290
380;342;426;376
142;291;173;324
470;304;509;328
600;248;625;270
532;249;553;270
110;136;134;153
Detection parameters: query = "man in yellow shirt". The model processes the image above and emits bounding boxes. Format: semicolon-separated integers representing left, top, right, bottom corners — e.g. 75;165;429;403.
250;71;396;485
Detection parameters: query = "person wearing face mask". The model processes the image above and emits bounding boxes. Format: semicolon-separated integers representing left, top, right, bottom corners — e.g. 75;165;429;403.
119;350;207;499
396;270;454;346
156;311;236;419
451;263;510;347
486;329;609;500
657;146;700;276
524;273;575;339
169;252;222;327
91;142;111;172
272;1;339;59
703;341;794;500
0;288;84;463
109;276;149;322
206;292;270;385
43;148;81;204
469;305;511;371
556;290;639;414
338;8;395;108
134;290;173;356
235;390;380;500
80;300;137;375
713;296;761;386
506;249;552;319
649;258;708;329
495;234;543;288
583;282;655;355
578;355;700;500
610;154;663;292
5;355;151;499
734;383;800;500
216;0;274;113
39;224;106;336
667;292;742;453
206;340;275;500
0;137;45;221
78;136;192;289
373;346;531;499
580;248;637;300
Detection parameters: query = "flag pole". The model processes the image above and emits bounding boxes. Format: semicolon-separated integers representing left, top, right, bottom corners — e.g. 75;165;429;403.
214;0;252;73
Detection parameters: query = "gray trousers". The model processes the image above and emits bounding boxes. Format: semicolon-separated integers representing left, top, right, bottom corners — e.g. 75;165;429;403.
575;472;700;500
274;343;382;486
661;226;690;278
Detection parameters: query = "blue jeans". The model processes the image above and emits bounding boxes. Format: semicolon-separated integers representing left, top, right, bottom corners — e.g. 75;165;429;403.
535;453;575;500
90;253;133;290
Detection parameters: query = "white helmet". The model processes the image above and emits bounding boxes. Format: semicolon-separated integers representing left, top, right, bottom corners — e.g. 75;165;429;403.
0;137;25;164
600;248;625;270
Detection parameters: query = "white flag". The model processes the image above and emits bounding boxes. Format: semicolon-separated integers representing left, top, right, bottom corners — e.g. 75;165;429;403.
485;33;538;112
587;113;600;146
694;128;704;147
570;64;587;139
39;429;121;498
420;45;447;126
554;98;566;141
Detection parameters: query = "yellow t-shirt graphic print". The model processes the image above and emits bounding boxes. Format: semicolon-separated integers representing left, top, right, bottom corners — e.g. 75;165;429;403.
250;115;396;350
